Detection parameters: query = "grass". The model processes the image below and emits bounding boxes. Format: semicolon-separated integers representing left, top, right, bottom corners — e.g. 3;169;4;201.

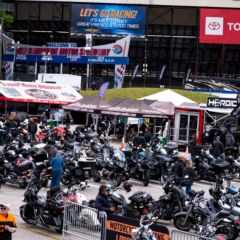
81;88;211;104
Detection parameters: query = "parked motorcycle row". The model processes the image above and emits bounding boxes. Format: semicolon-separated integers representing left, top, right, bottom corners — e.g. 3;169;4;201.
1;122;240;238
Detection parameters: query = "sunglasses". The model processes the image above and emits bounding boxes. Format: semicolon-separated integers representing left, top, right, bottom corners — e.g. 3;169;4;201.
0;206;7;210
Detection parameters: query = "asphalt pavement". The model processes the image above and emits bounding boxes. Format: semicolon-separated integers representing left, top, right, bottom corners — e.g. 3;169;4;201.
2;175;240;240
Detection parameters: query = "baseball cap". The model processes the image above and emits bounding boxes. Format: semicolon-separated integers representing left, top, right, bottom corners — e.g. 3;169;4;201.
0;202;10;209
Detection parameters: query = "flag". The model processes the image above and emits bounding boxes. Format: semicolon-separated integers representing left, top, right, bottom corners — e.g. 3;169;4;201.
5;61;13;80
158;65;166;81
98;82;109;97
132;64;140;81
114;64;126;88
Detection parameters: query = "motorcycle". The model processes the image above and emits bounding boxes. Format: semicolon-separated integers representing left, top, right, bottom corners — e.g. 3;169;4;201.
152;176;187;221
20;187;64;233
132;214;157;240
173;190;240;240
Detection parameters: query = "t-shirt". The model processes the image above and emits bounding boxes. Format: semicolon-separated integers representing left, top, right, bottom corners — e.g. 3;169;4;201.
0;213;16;240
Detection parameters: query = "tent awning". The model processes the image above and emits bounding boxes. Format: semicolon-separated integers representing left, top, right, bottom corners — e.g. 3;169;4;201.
0;81;82;104
63;95;110;113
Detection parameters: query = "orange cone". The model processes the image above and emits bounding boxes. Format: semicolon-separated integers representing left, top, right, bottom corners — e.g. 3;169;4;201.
120;137;125;149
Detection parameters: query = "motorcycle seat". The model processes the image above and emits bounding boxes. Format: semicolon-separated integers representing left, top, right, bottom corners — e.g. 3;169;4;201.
213;209;231;220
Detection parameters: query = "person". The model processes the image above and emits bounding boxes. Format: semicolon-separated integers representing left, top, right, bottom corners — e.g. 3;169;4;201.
144;127;152;143
174;155;185;179
54;109;62;125
40;112;48;125
225;130;235;148
212;136;224;158
184;160;197;194
43;140;57;161
28;118;37;145
50;150;64;190
189;133;197;160
95;185;115;217
127;127;137;142
0;202;17;240
45;106;50;119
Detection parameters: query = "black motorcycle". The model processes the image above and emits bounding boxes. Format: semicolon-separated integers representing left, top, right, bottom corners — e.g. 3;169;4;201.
152;176;187;221
174;190;240;240
20;187;64;233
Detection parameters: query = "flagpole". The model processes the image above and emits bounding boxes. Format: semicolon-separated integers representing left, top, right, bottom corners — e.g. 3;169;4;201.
0;17;3;79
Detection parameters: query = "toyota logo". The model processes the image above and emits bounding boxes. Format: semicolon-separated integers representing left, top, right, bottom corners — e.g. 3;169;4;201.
208;21;221;30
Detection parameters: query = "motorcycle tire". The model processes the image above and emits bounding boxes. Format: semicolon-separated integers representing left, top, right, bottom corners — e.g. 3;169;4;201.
143;171;150;187
19;182;27;189
173;213;192;231
93;175;101;183
216;224;239;240
55;227;62;234
20;205;37;225
115;174;123;187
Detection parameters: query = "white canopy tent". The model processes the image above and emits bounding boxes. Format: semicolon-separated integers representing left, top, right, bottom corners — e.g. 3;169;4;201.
139;89;196;106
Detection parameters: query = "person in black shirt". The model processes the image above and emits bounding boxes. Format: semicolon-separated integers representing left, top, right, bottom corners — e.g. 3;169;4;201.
212;136;224;158
184;160;197;194
28;118;37;145
95;185;115;217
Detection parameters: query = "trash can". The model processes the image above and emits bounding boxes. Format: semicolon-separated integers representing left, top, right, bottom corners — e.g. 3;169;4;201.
48;120;57;127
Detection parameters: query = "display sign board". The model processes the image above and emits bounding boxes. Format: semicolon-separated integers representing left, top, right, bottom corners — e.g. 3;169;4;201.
106;214;170;240
2;34;130;65
200;8;240;44
207;97;238;108
71;4;146;35
0;81;82;104
47;42;77;48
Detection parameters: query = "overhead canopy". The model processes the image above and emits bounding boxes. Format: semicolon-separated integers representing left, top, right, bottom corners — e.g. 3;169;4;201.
0;81;82;104
139;89;196;106
101;98;168;117
148;100;175;115
63;95;110;113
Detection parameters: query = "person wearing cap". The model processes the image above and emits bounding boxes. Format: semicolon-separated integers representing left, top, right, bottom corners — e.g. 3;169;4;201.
95;185;115;217
0;202;16;240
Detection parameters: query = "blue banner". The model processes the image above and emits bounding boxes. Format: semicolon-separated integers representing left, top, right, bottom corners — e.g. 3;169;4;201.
98;82;109;97
2;54;129;65
71;4;146;36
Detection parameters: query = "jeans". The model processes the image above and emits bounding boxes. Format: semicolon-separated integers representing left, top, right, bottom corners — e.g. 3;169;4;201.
185;184;192;195
29;133;35;144
50;170;62;189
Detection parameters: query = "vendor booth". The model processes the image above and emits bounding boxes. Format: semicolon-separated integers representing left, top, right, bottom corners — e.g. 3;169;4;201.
0;80;82;117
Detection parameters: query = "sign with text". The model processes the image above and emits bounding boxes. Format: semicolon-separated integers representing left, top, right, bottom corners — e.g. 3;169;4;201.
200;8;240;44
71;4;146;35
2;34;130;65
207;97;238;108
106;214;170;240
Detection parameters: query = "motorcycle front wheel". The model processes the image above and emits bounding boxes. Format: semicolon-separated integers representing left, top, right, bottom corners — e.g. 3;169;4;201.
143;171;150;187
20;205;37;225
216;223;239;240
173;213;192;231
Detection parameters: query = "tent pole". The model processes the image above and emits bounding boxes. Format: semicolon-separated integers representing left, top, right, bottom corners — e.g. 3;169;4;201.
86;113;89;126
113;116;117;137
4;101;7;115
123;116;128;142
137;118;140;134
27;102;29;115
95;114;99;133
153;118;156;137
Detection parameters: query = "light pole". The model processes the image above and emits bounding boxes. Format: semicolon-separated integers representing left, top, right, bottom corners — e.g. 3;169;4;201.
41;52;52;74
11;40;20;80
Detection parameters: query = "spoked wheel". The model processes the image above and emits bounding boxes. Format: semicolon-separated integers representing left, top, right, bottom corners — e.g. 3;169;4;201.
173;214;192;231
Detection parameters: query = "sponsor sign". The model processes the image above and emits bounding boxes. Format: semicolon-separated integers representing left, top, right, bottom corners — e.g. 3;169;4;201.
207;97;238;108
106;214;169;240
200;8;240;44
47;42;77;48
71;4;146;35
2;34;130;65
0;81;82;104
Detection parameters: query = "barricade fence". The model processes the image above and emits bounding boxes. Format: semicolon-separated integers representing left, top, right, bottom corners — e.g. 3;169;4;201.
62;203;107;240
171;230;213;240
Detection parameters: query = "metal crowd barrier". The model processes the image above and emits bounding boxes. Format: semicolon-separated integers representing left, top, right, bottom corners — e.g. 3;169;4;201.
62;203;107;240
171;230;213;240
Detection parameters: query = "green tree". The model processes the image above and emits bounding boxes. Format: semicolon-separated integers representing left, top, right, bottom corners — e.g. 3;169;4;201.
0;10;13;29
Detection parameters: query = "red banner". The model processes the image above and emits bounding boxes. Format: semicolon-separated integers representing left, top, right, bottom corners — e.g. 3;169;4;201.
200;8;240;44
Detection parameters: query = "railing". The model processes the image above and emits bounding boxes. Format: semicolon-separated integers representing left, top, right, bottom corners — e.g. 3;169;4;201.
171;230;213;240
62;203;107;240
